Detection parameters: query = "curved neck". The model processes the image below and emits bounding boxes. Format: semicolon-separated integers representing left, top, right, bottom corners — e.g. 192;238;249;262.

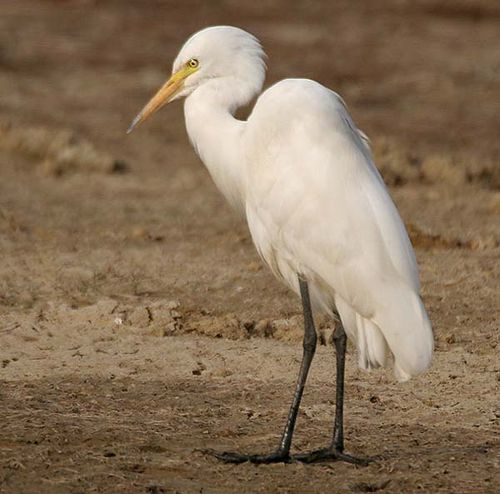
184;78;253;214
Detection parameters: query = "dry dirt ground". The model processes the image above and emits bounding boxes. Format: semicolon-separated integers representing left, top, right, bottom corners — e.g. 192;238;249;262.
1;1;499;493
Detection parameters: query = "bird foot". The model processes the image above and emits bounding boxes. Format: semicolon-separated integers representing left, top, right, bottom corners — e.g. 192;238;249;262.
202;447;371;466
292;447;371;465
203;448;291;464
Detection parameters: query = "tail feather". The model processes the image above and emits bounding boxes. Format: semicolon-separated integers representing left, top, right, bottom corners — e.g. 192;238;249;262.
355;314;389;371
335;296;389;371
372;285;433;381
336;286;433;381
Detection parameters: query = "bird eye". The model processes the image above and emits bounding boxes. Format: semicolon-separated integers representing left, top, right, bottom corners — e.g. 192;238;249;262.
187;58;199;69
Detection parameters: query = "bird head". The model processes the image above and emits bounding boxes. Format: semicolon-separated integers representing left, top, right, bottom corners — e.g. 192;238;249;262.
127;26;266;133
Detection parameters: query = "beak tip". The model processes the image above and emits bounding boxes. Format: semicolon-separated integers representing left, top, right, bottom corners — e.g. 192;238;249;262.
127;73;182;135
126;115;141;134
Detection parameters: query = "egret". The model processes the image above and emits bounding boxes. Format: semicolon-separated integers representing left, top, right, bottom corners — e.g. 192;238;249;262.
128;26;434;465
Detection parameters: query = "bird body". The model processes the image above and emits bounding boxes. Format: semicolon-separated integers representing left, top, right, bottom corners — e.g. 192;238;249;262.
128;25;434;463
184;72;432;381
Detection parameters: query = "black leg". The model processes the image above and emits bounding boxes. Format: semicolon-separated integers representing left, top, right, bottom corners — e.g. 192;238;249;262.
208;276;317;464
292;317;371;465
278;277;317;453
332;321;346;452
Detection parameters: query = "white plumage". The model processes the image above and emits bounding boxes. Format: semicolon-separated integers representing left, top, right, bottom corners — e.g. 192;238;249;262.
128;24;434;464
244;79;433;381
166;26;433;381
131;26;434;379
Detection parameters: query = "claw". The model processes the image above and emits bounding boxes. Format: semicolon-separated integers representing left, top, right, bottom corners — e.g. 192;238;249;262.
202;449;291;464
292;448;372;466
201;447;370;465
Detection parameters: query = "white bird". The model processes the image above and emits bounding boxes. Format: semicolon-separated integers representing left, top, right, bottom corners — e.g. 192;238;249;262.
128;26;434;465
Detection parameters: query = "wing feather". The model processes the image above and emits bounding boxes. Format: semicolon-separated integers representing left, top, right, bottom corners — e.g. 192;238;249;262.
244;79;433;378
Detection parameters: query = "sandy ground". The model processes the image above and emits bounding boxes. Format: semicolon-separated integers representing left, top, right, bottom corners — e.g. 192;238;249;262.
1;0;499;492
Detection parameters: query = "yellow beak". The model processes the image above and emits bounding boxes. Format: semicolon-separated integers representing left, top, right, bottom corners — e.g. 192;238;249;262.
127;66;192;134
